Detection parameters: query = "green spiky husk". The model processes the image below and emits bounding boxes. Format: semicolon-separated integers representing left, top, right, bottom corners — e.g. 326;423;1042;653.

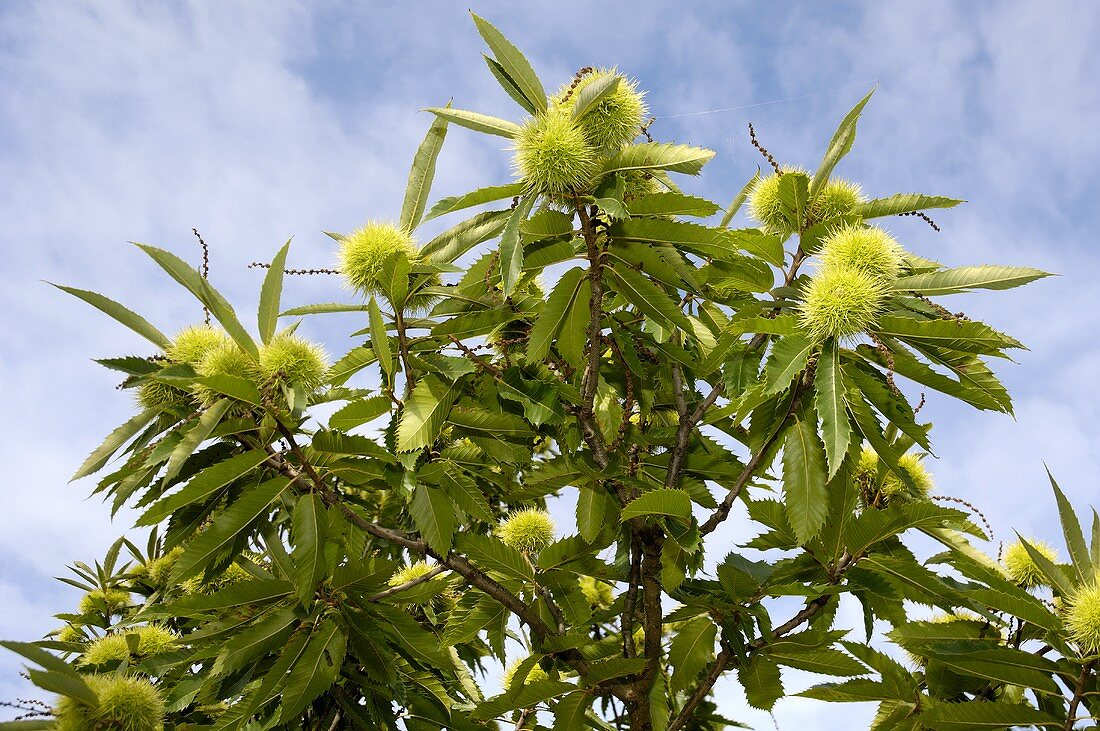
554;68;647;150
258;333;328;390
1067;581;1100;656
194;342;256;406
181;562;252;595
80;625;178;668
1003;539;1058;588
810;178;866;222
855;448;934;507
747;166;806;235
799;267;885;341
78;588;131;615
502;658;549;690
578;575;614;609
166;324;229;365
513;107;598;195
55;674;165;731
819;224;904;283
137;379;187;412
337;221;441;311
388;561;436;588
497;508;556;554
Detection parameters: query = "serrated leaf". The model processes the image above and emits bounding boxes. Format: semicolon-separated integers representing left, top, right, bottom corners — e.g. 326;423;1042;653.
454;533;532;580
873;316;1022;354
739;656;783;710
809;89;873;201
814;340;850;478
763;335;815;394
328;395;390;432
137;449;270;526
472;681;576;721
163;400;232;484
482;54;537;115
396;375;459;452
626;191;720;218
720;171;760;228
51;283;169;349
72;408;158;481
621;489;691;522
426;183;525;222
607;265;692;332
602;142;715;177
291;493;328;606
424;106;521;138
170;475;292;583
892;265;1051;296
420;209;511;263
854;193;964;219
501;195;534;296
411;484;457;556
257;241;290;344
571;74;619;120
279;618;346;722
668;616;716;694
577;485;617;542
470;12;546;113
25;669;97;708
1046;467;1091;583
783;404;829;544
366;297;393;386
400;112;448;232
214;606;297;675
527;266;585;362
918;701;1061;729
553;691;591;731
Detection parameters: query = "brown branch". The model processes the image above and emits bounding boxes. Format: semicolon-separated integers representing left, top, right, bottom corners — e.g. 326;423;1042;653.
1065;660;1094;731
573;198;610;469
667;645;732;731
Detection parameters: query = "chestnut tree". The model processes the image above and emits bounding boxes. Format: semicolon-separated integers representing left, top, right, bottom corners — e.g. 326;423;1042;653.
6;12;1100;731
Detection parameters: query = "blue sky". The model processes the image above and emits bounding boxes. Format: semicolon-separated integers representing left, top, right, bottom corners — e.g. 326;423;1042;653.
1;1;1099;726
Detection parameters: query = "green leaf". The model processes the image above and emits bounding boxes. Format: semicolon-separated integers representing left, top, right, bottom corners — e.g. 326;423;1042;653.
328;395;390;432
425;183;525;222
892;265;1051;296
134;243;258;358
814;340;851;478
873;316;1022;354
470;12;546;113
601;143;715;177
627;191;720;218
620;489;692;522
292;493;328;606
918;701;1061;729
257;241;290;344
163;400;232;484
1046;466;1090;583
668;616;716;694
501;195;534;296
170;475;292;583
213;606;297;675
453;533;533;580
420;209;511;263
739;656;783;711
720;171;760;228
783;404;829;544
71;408;158;480
1017;535;1076;598
577;485;618;542
280;617;346;722
809;89;874;201
400;112;449;232
0;641;83;679
411;484;457;555
763;335;815;394
170;579;295;613
607;265;692;332
766;647;868;677
553;691;591;731
854;193;964;219
571;74;619;120
26;669;98;708
527;267;585;362
423;106;521;138
482;54;537;115
914;646;1060;695
137;449;270;526
473;681;576;721
51;283;169;349
197;374;261;405
367;297;393;386
396;375;459;452
558;276;591;369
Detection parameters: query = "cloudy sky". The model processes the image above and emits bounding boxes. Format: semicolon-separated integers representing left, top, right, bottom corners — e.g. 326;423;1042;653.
2;0;1098;726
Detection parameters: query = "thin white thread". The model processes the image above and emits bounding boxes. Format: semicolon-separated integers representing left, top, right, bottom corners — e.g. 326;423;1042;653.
656;79;880;119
